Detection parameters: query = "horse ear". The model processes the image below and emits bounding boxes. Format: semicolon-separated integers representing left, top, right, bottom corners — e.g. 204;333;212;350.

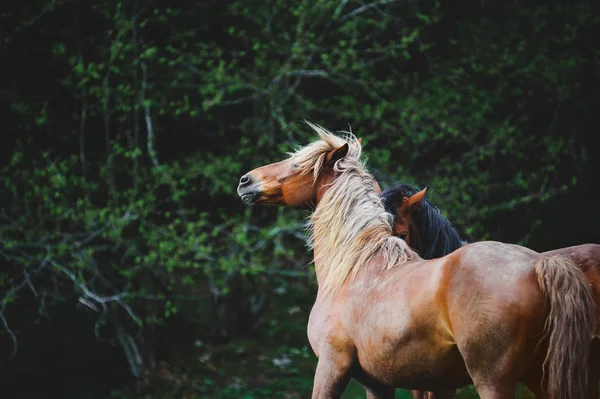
373;180;382;194
403;186;428;210
325;143;349;165
357;137;362;145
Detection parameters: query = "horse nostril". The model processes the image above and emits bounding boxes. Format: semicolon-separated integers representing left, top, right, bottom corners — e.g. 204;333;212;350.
239;174;251;186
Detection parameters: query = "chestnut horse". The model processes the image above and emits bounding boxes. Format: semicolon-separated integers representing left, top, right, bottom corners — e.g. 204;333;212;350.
237;124;596;399
381;183;600;399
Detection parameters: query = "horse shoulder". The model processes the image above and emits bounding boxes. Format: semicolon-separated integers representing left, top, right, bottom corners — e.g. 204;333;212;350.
307;295;355;359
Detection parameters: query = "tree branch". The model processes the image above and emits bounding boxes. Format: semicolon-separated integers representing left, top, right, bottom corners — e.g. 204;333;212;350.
50;260;140;325
0;310;17;359
0;256;51;359
340;0;401;21
140;62;160;169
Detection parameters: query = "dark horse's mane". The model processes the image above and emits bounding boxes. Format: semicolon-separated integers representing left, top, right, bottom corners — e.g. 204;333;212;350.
380;183;467;259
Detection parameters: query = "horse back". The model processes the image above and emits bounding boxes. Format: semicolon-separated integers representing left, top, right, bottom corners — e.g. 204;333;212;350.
440;241;547;344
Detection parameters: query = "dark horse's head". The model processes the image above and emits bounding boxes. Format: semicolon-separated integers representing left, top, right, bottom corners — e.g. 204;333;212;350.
380;183;466;259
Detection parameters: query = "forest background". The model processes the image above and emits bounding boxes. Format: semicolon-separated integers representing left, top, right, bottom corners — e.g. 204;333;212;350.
1;0;599;397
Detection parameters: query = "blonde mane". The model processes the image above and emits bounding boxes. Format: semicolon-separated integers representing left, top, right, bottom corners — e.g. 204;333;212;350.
292;122;420;298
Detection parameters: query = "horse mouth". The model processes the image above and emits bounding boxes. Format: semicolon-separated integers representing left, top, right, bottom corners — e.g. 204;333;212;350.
240;192;259;205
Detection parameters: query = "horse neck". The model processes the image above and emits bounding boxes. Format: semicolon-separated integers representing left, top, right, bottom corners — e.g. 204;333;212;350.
416;204;465;259
311;244;328;290
408;223;421;254
309;170;416;298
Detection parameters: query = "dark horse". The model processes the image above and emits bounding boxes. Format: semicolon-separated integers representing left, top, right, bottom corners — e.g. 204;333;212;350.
380;184;466;259
380;182;600;399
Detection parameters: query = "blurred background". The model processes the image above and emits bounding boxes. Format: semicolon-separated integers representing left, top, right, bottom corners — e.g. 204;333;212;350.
1;0;598;398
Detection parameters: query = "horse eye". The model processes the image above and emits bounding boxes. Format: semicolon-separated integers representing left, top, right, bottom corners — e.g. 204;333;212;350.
292;163;300;169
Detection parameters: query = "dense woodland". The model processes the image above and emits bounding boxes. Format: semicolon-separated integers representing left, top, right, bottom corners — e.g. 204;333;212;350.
1;0;599;398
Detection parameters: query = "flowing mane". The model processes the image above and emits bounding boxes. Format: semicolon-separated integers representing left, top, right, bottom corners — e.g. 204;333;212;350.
294;123;419;298
380;183;467;259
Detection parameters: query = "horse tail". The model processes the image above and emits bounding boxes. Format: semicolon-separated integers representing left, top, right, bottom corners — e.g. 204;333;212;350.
535;255;596;399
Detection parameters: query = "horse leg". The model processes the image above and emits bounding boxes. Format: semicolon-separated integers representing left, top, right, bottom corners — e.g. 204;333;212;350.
310;349;354;399
520;353;548;399
412;390;456;399
352;369;395;399
587;379;598;399
520;344;598;399
523;369;598;399
463;342;527;399
458;333;523;399
589;338;600;399
456;320;531;399
587;363;599;399
522;377;547;399
474;383;517;399
365;386;395;399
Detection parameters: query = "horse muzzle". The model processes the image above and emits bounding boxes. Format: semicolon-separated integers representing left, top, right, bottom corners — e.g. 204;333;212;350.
237;173;263;205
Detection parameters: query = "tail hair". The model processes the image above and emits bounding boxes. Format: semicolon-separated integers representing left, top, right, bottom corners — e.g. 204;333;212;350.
535;255;596;399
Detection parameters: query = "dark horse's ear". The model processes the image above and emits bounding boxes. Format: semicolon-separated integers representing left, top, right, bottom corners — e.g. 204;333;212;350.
402;186;428;211
373;180;382;194
325;143;349;166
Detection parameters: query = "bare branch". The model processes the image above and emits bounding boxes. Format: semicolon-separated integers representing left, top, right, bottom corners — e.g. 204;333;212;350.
0;257;50;305
0;247;50;361
333;0;349;19
281;69;328;79
50;260;140;325
0;310;17;359
141;62;160;169
117;325;143;377
340;0;400;21
78;297;101;312
24;269;38;298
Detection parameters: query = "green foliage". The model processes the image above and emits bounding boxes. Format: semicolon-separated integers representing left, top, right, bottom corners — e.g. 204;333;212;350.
0;0;598;396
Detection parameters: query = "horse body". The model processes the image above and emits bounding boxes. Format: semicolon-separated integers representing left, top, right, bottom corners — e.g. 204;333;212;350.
308;256;471;391
382;183;600;398
307;242;551;395
237;124;596;399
